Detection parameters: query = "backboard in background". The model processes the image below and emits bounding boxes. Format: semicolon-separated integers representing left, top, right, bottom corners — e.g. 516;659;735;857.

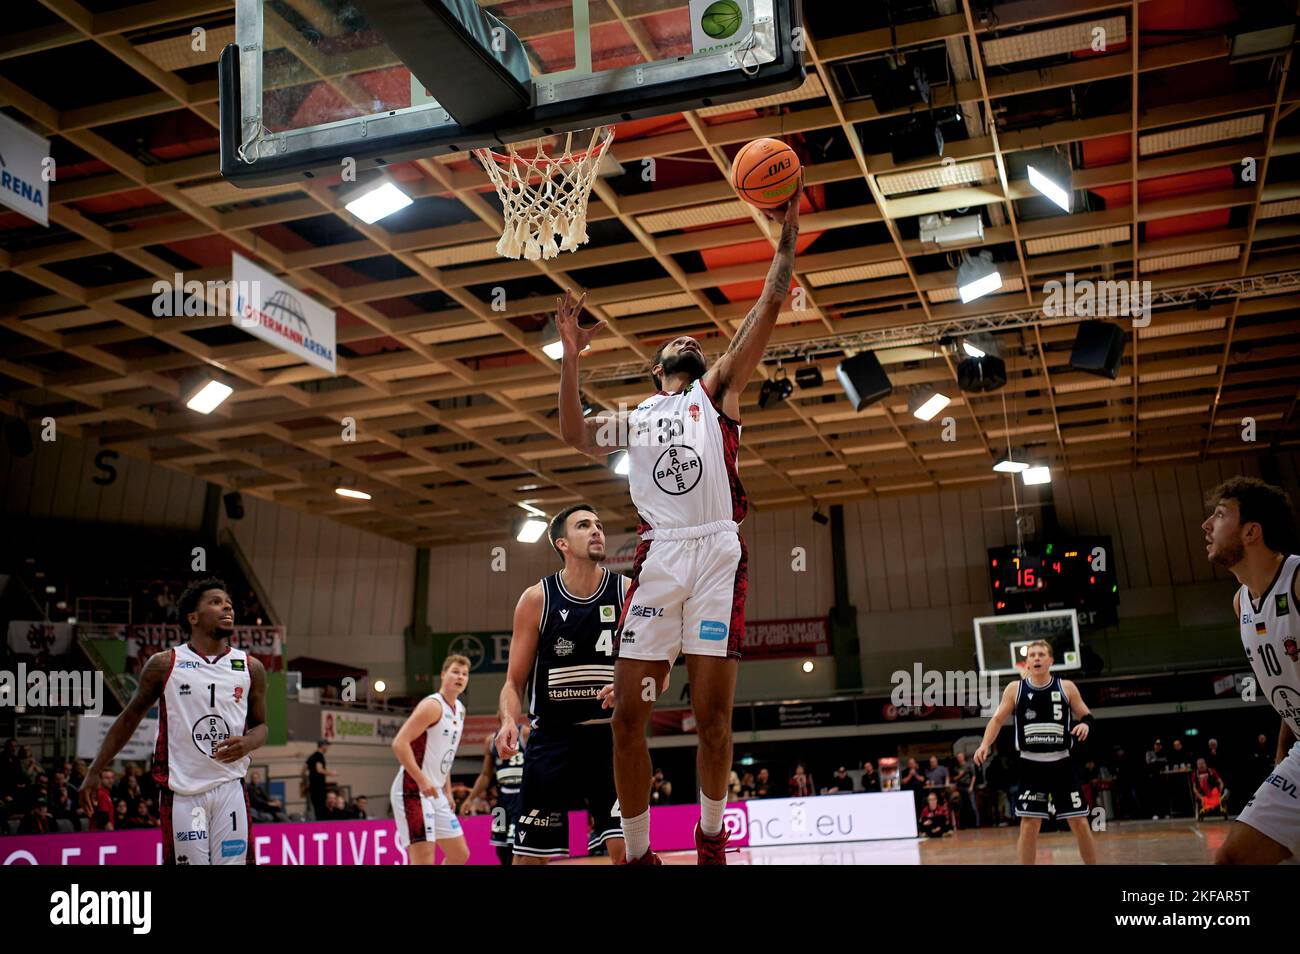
973;609;1082;678
220;0;803;186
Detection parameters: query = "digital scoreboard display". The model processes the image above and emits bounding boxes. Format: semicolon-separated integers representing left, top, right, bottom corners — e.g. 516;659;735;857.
988;536;1118;624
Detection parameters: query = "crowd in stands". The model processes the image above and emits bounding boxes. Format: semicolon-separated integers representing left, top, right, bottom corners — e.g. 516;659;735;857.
0;739;161;834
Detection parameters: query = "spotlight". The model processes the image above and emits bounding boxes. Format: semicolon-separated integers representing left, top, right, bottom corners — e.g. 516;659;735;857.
908;386;951;422
184;378;233;414
516;517;548;543
758;371;794;409
801;659;815;673
956;251;1002;303
1022;465;1052;486
795;365;823;389
335;487;372;500
611;451;630;476
956;333;1006;393
343;179;413;224
1026;156;1073;212
373;679;387;693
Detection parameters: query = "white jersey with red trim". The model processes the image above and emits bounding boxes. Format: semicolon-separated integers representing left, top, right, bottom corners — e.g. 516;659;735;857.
625;379;746;531
155;642;251;796
1238;554;1300;736
394;691;465;791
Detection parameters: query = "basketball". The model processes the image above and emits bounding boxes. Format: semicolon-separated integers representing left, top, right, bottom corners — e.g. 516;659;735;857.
700;0;744;39
730;138;802;209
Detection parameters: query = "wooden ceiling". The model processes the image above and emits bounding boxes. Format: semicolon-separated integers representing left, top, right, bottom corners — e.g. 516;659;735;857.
2;0;1300;547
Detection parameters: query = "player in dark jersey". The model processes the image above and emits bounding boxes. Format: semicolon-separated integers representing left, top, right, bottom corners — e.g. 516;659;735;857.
497;503;626;864
974;640;1097;864
462;726;530;866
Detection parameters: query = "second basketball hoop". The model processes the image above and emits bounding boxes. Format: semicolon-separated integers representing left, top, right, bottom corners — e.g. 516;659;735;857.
473;127;615;261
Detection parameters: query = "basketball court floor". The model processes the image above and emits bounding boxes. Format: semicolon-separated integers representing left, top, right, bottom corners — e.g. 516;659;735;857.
553;819;1229;865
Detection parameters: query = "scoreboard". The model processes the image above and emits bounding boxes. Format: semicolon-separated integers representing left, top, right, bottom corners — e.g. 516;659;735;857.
988;536;1118;624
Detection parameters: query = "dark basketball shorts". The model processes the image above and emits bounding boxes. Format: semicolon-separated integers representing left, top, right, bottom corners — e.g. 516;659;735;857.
491;790;520;849
1015;755;1088;819
513;724;621;858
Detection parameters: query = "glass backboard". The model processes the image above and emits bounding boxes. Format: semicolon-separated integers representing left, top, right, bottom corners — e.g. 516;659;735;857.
220;0;803;185
973;609;1082;678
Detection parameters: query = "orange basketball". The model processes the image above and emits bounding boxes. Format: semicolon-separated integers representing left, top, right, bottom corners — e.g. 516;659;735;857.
730;138;802;208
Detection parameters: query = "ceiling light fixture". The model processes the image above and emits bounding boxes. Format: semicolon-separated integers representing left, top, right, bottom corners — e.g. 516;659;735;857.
1022;465;1052;486
1026;155;1073;212
335;487;372;500
908;386;951;422
516;517;548;543
343;179;413;224
611;451;630;476
956;251;1002;303
185;378;233;414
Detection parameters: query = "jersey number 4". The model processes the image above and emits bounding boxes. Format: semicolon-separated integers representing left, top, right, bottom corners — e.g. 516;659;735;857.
596;629;613;656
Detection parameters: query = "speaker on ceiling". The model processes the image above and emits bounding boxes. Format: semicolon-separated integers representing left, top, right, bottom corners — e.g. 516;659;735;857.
223;491;245;520
1069;320;1125;379
836;352;893;412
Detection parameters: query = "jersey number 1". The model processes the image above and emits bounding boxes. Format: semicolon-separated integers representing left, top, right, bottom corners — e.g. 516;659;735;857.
596;629;613;655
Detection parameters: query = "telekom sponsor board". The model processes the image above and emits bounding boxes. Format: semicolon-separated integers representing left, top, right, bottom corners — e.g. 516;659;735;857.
1;796;911;865
742;617;831;660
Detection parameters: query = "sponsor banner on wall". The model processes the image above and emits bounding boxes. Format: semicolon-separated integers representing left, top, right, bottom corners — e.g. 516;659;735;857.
320;709;405;745
77;714;159;761
742;618;831;660
0;112;51;226
7;621;75;657
435;632;512;673
745;791;917;846
0;802;750;866
457;714;502;757
231;253;336;374
124;624;283;672
751;698;857;731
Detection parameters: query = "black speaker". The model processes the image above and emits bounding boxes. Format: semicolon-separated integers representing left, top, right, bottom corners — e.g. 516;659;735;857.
223;491;245;520
836;352;892;411
957;354;1007;392
868;66;930;113
889;116;944;164
2;416;34;457
1069;320;1125;379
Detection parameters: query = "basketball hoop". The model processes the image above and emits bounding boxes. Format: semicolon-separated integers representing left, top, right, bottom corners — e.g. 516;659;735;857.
473;126;615;261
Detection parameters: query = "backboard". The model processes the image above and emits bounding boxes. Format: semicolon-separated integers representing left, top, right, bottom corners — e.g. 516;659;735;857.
972;609;1082;679
220;0;803;186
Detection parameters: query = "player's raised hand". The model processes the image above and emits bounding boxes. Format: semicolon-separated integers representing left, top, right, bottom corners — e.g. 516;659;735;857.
496;720;520;758
554;288;604;358
215;735;253;763
1072;722;1090;741
973;744;989;768
762;180;802;228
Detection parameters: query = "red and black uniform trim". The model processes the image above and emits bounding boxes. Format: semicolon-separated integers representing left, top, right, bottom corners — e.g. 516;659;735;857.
400;733;430;843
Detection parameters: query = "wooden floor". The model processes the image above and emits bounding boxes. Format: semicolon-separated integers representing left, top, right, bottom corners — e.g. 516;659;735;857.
558;819;1234;865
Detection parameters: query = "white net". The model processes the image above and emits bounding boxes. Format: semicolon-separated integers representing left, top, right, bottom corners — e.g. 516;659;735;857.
473;126;614;261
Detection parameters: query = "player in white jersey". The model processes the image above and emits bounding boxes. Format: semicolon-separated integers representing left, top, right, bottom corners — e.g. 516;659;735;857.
390;654;471;865
555;188;801;865
1202;477;1300;863
80;577;268;865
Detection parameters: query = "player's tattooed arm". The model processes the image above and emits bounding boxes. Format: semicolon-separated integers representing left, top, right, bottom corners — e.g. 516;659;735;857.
80;650;170;814
704;186;801;404
556;288;613;456
217;656;268;762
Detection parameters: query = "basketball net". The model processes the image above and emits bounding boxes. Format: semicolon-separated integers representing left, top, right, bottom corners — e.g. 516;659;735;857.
472;126;614;261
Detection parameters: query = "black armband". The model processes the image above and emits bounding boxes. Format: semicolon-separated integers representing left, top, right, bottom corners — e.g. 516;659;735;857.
1081;714;1095;727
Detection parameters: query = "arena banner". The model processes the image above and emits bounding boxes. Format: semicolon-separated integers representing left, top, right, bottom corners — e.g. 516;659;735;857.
6;620;75;657
124;624;283;672
434;631;512;673
742;617;831;660
231;252;336;374
0;803;750;865
319;709;405;745
745;791;917;846
76;714;158;761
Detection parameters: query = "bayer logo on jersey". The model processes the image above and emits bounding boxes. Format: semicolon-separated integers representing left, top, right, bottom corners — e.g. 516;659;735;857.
192;714;232;757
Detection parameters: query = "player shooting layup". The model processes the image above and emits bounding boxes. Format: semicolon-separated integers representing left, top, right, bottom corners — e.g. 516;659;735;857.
556;187;801;864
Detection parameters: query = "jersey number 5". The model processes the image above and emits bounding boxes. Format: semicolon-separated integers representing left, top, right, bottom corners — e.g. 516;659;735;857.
596;629;613;655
